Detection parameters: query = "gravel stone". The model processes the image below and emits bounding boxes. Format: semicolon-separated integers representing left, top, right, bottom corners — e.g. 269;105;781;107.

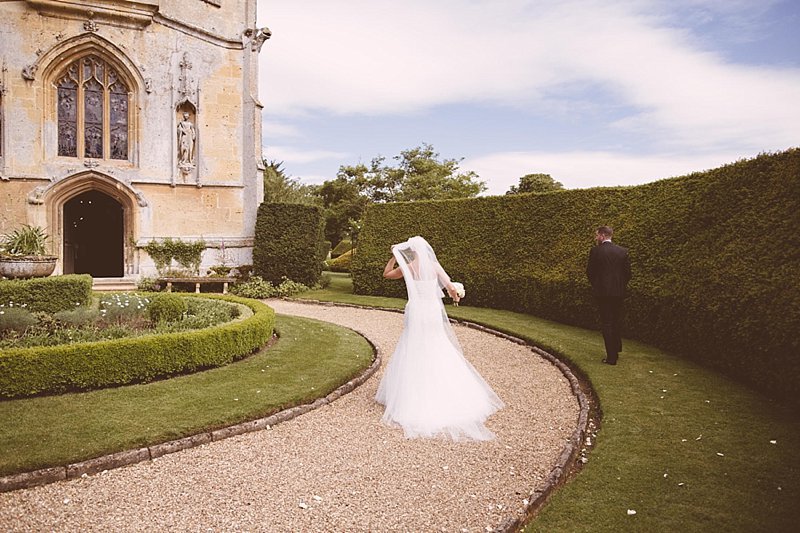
0;300;581;532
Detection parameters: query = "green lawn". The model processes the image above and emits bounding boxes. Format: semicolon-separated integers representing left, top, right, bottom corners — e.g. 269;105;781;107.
0;314;373;476
300;273;800;532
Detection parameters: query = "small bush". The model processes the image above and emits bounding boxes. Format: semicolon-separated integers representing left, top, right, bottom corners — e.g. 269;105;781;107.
320;272;332;289
326;249;354;273
230;275;274;299
148;293;188;323
53;306;101;327
0;307;38;334
230;276;311;299
136;277;162;292
273;278;311;297
234;264;253;281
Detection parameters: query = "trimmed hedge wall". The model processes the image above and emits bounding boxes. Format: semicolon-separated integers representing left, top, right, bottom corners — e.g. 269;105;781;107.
352;149;800;402
253;202;325;286
0;294;275;398
0;274;92;313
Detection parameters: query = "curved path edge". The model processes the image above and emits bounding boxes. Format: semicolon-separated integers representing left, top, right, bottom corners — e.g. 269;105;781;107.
293;299;593;532
1;298;593;533
0;322;382;495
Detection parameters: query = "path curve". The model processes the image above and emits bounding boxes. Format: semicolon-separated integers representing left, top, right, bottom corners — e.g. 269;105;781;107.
0;300;581;532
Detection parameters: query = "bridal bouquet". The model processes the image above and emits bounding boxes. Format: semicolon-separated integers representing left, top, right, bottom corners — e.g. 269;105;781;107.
451;282;465;306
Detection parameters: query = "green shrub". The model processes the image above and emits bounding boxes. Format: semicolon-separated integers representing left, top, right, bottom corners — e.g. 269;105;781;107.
0;274;92;314
253;202;325;286
147;293;188;323
230;275;274;299
326;248;354;272
136;276;162;292
352;149;800;403
0;307;38;334
53;306;101;327
331;238;352;258
229;276;311;299
0;295;275;398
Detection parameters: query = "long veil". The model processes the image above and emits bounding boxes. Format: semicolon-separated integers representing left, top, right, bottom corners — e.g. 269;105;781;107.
377;236;503;440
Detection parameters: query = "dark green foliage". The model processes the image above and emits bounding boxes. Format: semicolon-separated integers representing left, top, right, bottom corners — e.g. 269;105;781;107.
0;274;93;314
0;295;275;398
331;238;352;258
352;149;800;402
253;202;325;286
326;248;354;273
147;293;188;323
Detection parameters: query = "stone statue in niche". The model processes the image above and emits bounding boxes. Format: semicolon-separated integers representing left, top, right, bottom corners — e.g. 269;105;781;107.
177;111;196;168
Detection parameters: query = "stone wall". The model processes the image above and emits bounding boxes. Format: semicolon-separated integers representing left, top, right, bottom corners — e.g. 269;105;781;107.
0;0;268;277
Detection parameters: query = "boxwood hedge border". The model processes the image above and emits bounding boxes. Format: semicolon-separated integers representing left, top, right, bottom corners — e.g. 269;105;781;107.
0;294;275;399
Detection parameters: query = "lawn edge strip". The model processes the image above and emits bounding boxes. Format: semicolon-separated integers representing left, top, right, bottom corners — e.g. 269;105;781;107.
0;327;381;494
288;298;592;533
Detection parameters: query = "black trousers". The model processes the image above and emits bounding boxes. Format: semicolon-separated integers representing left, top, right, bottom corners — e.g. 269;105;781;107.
597;295;624;363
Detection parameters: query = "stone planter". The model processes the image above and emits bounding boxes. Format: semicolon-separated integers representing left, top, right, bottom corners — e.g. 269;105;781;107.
0;256;58;279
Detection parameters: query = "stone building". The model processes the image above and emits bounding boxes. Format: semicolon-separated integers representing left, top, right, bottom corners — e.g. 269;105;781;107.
0;0;269;281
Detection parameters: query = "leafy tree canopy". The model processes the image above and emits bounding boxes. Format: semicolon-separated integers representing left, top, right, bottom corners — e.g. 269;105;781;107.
316;144;485;245
506;173;564;195
263;159;320;205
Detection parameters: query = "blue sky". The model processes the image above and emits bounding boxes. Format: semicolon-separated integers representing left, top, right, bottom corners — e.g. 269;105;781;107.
256;0;800;195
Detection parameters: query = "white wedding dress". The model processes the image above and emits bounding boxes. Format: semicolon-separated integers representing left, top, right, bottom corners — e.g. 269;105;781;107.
375;236;503;441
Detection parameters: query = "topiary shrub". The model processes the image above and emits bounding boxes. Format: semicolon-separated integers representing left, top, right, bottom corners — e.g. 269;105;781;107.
253;202;325;286
326;248;354;273
147;293;188;323
0;274;92;314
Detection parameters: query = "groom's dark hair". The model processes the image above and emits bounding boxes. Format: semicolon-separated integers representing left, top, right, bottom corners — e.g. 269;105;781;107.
597;225;614;237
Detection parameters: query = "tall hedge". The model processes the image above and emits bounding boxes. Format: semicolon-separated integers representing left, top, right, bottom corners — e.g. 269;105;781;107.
0;274;93;313
253;202;325;286
352;149;800;403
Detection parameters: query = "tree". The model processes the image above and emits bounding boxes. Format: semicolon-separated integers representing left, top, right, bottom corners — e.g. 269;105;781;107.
315;175;369;247
506;173;564;195
316;144;485;245
357;143;486;202
262;159;319;205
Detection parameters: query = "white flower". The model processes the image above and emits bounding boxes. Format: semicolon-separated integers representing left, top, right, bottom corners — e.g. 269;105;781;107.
452;282;465;298
627;509;637;515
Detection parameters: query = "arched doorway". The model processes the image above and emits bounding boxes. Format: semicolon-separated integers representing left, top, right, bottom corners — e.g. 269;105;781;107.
63;190;124;277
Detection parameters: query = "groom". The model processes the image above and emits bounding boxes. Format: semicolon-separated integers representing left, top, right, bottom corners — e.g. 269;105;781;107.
586;226;631;365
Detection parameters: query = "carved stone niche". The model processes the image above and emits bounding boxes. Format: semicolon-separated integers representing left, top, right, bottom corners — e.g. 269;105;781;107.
25;0;159;29
175;102;199;186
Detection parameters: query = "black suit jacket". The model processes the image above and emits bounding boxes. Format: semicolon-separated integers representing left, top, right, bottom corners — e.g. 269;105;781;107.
586;241;631;298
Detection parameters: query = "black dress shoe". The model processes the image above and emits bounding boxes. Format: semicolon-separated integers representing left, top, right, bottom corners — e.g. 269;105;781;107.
602;358;617;365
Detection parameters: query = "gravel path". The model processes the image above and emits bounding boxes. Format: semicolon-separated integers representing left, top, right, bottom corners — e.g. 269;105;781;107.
0;300;580;532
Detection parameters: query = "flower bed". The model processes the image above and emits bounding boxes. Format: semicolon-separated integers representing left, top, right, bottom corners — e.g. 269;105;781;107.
0;294;275;398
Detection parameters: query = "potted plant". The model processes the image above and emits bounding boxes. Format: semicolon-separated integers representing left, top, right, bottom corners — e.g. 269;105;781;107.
0;224;58;279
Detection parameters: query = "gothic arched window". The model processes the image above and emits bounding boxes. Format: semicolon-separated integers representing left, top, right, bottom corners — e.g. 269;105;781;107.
57;56;129;160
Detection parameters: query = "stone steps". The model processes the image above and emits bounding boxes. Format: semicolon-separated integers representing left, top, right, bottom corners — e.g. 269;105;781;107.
91;277;138;292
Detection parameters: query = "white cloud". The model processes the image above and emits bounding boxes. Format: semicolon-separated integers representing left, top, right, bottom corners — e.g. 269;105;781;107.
258;0;800;153
263;145;349;166
465;149;755;194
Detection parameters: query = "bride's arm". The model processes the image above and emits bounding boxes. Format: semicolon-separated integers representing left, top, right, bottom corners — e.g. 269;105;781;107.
435;262;461;303
383;255;403;280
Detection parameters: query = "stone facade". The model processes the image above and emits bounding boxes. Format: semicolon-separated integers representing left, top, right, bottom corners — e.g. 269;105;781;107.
0;0;269;278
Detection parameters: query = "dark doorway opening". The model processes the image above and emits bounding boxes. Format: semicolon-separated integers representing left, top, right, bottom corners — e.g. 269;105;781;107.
63;190;124;277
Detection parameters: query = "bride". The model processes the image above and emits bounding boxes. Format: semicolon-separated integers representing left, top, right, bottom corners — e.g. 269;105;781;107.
375;236;504;441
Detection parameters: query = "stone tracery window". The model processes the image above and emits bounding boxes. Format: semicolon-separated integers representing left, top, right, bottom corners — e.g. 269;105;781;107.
57;56;129;160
